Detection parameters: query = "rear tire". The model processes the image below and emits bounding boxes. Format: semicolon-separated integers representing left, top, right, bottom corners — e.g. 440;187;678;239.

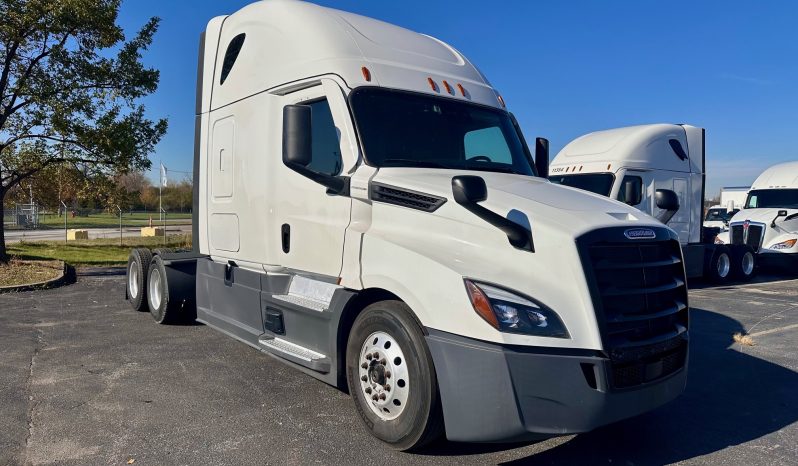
706;245;732;284
346;300;444;451
126;248;152;312
147;255;178;324
732;246;756;282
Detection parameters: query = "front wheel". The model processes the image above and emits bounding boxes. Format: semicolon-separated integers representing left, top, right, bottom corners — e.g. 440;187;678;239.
346;301;444;451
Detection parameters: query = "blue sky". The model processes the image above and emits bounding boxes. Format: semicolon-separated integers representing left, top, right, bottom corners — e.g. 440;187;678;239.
119;0;798;196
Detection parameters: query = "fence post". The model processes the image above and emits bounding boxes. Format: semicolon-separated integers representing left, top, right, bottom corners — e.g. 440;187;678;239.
60;201;68;243
117;205;122;246
160;207;166;246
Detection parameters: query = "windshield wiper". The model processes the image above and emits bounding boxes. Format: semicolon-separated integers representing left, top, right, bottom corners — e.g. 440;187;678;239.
381;158;449;169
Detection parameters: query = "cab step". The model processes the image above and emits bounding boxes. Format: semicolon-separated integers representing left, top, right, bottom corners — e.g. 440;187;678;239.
258;336;331;373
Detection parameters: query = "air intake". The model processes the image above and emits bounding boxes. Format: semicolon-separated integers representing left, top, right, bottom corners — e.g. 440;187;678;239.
370;183;446;212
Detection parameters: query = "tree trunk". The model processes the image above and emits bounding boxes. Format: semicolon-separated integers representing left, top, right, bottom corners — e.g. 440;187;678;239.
0;192;8;264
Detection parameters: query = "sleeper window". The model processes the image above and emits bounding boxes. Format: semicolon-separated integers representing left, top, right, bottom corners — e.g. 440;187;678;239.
220;33;245;85
306;99;342;176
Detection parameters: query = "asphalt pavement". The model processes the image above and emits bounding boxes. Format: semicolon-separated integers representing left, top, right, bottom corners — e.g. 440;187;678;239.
1;271;796;465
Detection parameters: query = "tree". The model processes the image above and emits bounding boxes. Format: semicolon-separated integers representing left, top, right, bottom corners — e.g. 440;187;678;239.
0;0;167;262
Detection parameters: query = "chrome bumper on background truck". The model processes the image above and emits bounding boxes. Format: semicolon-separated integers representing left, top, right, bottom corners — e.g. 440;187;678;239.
426;329;688;442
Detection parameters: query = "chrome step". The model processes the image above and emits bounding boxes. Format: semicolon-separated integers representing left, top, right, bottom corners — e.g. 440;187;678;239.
269;275;340;312
258;336;330;373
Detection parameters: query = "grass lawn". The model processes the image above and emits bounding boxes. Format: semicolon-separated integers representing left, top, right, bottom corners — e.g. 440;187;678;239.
6;235;192;267
29;212;192;230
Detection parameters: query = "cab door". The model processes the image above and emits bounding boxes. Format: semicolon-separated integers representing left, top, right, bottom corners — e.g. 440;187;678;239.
273;80;359;278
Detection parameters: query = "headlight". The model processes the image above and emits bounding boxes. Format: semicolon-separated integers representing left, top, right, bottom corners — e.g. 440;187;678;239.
714;236;725;244
464;280;569;338
770;239;797;250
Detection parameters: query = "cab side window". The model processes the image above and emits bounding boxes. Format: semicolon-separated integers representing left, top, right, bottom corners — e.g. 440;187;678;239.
306;99;342;176
618;175;643;205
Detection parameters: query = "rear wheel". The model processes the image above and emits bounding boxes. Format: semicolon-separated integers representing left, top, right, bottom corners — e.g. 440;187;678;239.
732;246;756;282
346;300;444;451
147;255;178;324
706;245;732;284
126;248;152;312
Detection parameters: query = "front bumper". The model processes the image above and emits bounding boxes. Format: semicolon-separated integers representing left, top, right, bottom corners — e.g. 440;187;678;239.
426;329;687;442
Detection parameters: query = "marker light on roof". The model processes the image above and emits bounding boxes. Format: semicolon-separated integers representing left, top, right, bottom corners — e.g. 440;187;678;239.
497;94;506;107
443;80;453;94
361;66;371;82
457;83;466;96
427;77;438;92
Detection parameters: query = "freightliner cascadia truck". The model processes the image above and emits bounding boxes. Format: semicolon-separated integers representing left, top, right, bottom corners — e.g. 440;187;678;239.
715;161;798;271
549;124;754;284
125;1;689;450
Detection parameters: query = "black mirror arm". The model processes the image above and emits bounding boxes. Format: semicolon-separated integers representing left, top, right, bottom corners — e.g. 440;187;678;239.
771;211;790;228
459;202;534;252
286;162;350;196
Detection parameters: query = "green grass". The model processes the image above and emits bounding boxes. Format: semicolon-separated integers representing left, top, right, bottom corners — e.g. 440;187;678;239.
7;235;192;266
30;212;192;230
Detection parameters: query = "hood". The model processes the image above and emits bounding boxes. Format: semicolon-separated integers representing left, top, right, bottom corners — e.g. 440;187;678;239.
371;168;664;236
730;208;798;233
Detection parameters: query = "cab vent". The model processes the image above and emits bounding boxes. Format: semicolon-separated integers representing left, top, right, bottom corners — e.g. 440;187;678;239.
370;183;446;212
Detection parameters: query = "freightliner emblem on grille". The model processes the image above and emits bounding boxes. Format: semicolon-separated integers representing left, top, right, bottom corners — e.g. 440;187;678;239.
624;228;657;240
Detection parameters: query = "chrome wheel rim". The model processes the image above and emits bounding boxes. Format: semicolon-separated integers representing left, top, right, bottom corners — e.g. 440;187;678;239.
718;253;731;278
129;263;139;299
358;331;409;421
148;268;162;310
742;252;755;276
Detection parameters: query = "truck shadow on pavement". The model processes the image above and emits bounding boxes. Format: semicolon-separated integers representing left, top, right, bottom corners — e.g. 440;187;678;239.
424;308;798;464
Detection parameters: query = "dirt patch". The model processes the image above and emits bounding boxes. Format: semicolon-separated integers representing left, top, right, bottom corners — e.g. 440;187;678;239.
733;332;755;346
0;260;63;288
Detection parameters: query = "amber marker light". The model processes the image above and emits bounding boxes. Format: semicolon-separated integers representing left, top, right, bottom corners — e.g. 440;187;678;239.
497;94;506;107
427;77;438;92
465;280;499;329
457;83;466;96
361;66;372;82
442;80;453;94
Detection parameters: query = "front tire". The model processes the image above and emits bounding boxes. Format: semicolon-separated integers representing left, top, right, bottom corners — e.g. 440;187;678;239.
126;248;152;312
346;300;444;451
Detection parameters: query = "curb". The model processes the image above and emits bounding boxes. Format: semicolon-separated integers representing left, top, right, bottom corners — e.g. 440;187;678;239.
0;261;76;294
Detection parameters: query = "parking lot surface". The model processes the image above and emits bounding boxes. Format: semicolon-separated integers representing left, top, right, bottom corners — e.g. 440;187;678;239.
1;270;796;465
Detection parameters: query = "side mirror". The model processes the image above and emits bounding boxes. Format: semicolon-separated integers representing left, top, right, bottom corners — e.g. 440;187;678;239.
452;175;488;204
282;105;312;167
623;179;642;206
655;189;680;224
452;175;534;252
771;209;788;228
535;137;549;178
282;104;349;195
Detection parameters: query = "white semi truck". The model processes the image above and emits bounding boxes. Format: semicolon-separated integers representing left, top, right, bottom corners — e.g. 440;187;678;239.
716;162;798;270
125;1;688;450
549;124;753;283
704;186;749;231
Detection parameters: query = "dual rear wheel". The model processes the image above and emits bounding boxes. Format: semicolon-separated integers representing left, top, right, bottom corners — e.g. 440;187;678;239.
706;245;756;283
126;249;181;324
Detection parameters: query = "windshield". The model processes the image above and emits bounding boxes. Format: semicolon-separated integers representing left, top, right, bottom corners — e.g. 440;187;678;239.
548;173;615;197
745;189;798;209
349;88;535;176
705;208;738;222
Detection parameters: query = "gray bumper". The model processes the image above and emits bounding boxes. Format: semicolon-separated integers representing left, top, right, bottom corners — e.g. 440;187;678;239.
426;329;687;443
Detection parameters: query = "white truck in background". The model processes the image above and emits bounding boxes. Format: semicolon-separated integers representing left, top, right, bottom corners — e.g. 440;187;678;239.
704;186;749;231
124;1;689;450
549;124;754;283
716;162;798;271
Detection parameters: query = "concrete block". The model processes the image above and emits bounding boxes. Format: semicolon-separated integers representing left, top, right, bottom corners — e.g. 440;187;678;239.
141;227;165;237
67;229;89;240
